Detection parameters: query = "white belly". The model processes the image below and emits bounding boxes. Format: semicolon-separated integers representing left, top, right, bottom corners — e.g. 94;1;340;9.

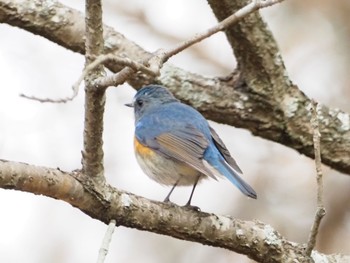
135;149;204;186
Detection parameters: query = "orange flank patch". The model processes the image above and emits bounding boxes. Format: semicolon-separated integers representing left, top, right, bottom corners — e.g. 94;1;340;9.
134;137;155;157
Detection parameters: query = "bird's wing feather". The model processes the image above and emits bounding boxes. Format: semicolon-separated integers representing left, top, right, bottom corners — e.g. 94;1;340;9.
140;124;217;180
209;126;243;174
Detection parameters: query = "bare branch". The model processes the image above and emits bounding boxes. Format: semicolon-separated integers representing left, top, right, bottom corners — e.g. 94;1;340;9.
305;101;326;255
93;51;164;88
20;53;160;103
19;91;78;103
82;0;106;184
0;159;348;263
161;0;285;62
72;54;160;95
97;220;116;263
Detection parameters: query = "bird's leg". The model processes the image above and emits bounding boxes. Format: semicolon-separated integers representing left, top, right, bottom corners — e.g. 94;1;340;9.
184;175;201;210
163;178;180;203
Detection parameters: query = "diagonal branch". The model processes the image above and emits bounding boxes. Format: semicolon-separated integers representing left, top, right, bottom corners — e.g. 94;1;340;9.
1;159;349;263
161;0;284;61
0;0;350;175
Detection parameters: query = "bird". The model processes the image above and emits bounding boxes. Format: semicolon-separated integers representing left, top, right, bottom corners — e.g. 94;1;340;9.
126;85;257;207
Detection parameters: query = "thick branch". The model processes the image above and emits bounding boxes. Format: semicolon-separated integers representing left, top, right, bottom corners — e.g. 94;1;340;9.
203;0;350;171
207;0;290;96
1;159;349;263
1;0;350;175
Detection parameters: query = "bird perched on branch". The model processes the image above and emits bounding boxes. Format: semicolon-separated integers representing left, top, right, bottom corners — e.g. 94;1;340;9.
126;85;257;207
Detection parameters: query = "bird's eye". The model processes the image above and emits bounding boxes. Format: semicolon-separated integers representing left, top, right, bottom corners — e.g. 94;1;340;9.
136;99;143;107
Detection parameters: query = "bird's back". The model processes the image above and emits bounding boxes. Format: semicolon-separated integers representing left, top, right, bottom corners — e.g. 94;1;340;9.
136;101;212;141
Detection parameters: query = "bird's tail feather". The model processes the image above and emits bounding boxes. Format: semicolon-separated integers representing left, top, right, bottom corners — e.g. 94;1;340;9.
205;158;257;199
220;158;257;199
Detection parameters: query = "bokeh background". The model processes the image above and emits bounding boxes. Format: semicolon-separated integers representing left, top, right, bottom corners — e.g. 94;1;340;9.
1;0;349;262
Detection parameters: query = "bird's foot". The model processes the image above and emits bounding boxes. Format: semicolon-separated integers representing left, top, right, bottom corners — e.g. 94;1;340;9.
183;203;201;212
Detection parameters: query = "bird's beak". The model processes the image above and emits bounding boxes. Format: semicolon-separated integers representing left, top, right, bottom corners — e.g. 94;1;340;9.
125;102;133;107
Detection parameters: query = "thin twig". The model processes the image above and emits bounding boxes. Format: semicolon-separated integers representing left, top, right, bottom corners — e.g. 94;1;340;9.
305;101;326;256
97;220;117;263
19;54;160;103
75;54;160;91
161;0;284;62
19;91;79;103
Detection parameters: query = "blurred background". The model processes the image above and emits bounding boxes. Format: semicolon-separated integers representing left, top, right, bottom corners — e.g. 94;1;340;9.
0;0;349;262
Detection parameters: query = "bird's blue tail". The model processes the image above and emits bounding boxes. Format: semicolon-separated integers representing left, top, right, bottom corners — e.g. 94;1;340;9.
208;157;257;199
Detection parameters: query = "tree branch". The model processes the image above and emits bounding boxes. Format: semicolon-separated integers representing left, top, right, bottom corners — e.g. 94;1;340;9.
0;159;349;263
97;219;116;263
305;102;326;255
207;0;289;94
161;0;284;61
202;0;345;173
82;0;106;183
